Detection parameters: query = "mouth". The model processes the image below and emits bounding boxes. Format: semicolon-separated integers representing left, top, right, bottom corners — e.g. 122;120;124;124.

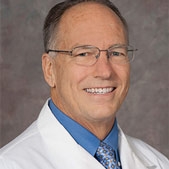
84;87;116;95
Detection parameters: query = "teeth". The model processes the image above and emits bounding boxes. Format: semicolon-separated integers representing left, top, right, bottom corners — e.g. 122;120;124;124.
85;87;114;94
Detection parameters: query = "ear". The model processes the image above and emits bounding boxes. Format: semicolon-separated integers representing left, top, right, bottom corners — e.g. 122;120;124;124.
42;53;56;87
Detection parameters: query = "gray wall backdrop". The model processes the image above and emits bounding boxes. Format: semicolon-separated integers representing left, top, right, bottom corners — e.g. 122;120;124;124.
0;0;169;158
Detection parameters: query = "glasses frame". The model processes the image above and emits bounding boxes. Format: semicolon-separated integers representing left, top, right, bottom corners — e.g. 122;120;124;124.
47;44;138;65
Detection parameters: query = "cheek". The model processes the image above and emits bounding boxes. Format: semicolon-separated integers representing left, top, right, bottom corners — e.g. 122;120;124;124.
123;67;130;88
114;65;130;93
118;64;130;83
55;62;88;93
55;65;90;113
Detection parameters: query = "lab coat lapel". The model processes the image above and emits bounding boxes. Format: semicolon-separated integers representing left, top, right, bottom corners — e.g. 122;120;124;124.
37;103;104;169
37;102;157;169
118;127;157;169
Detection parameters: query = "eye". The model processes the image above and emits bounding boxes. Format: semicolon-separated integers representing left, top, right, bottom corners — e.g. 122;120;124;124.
76;52;89;57
110;51;125;57
73;48;94;57
72;46;98;59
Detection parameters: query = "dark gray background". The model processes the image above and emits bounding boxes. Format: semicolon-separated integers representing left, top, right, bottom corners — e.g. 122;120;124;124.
0;0;169;158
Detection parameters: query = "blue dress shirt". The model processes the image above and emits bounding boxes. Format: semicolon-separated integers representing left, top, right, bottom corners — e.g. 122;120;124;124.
49;99;121;165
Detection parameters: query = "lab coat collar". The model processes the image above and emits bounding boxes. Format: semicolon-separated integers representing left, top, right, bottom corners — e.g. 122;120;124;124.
37;101;104;169
37;100;157;169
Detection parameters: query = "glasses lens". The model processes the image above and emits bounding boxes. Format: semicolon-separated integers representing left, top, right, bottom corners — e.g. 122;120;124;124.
108;45;134;64
72;46;98;66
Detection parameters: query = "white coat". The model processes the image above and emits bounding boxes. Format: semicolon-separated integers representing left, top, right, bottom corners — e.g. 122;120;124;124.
0;100;169;169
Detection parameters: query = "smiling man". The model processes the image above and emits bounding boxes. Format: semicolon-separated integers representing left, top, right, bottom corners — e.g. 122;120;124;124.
43;0;130;141
0;0;169;169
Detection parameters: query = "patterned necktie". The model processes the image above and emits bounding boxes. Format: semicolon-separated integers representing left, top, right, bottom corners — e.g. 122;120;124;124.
95;142;121;169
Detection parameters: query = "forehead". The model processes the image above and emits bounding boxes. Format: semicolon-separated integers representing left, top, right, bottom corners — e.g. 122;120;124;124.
62;2;121;21
57;2;127;47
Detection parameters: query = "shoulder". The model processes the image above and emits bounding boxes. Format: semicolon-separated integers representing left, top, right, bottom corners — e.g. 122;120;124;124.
0;99;52;156
0;100;51;168
126;134;169;167
118;126;169;168
0;120;40;155
0;121;41;169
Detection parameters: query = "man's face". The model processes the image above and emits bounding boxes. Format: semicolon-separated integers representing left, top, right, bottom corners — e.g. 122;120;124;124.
44;3;130;128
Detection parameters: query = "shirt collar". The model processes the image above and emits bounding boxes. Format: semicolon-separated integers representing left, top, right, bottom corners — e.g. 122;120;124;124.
49;99;119;156
103;118;119;150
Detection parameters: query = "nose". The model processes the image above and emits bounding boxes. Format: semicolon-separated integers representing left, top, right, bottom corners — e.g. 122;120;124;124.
92;51;115;79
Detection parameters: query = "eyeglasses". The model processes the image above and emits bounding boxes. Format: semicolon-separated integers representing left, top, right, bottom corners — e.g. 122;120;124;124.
47;44;138;66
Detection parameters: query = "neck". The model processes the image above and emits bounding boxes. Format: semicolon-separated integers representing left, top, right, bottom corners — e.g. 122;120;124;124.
75;118;116;140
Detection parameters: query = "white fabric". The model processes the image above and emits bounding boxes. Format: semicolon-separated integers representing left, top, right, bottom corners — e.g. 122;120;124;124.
0;100;169;169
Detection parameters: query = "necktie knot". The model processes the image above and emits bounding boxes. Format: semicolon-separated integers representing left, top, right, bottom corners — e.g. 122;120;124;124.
95;142;121;169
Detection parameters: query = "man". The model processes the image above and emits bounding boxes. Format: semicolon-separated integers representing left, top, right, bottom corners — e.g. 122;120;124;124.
0;0;168;168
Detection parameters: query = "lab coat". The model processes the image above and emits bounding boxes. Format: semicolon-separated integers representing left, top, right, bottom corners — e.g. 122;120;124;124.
0;100;169;169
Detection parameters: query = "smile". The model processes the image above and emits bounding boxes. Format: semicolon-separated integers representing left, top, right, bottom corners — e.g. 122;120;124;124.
85;87;115;94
